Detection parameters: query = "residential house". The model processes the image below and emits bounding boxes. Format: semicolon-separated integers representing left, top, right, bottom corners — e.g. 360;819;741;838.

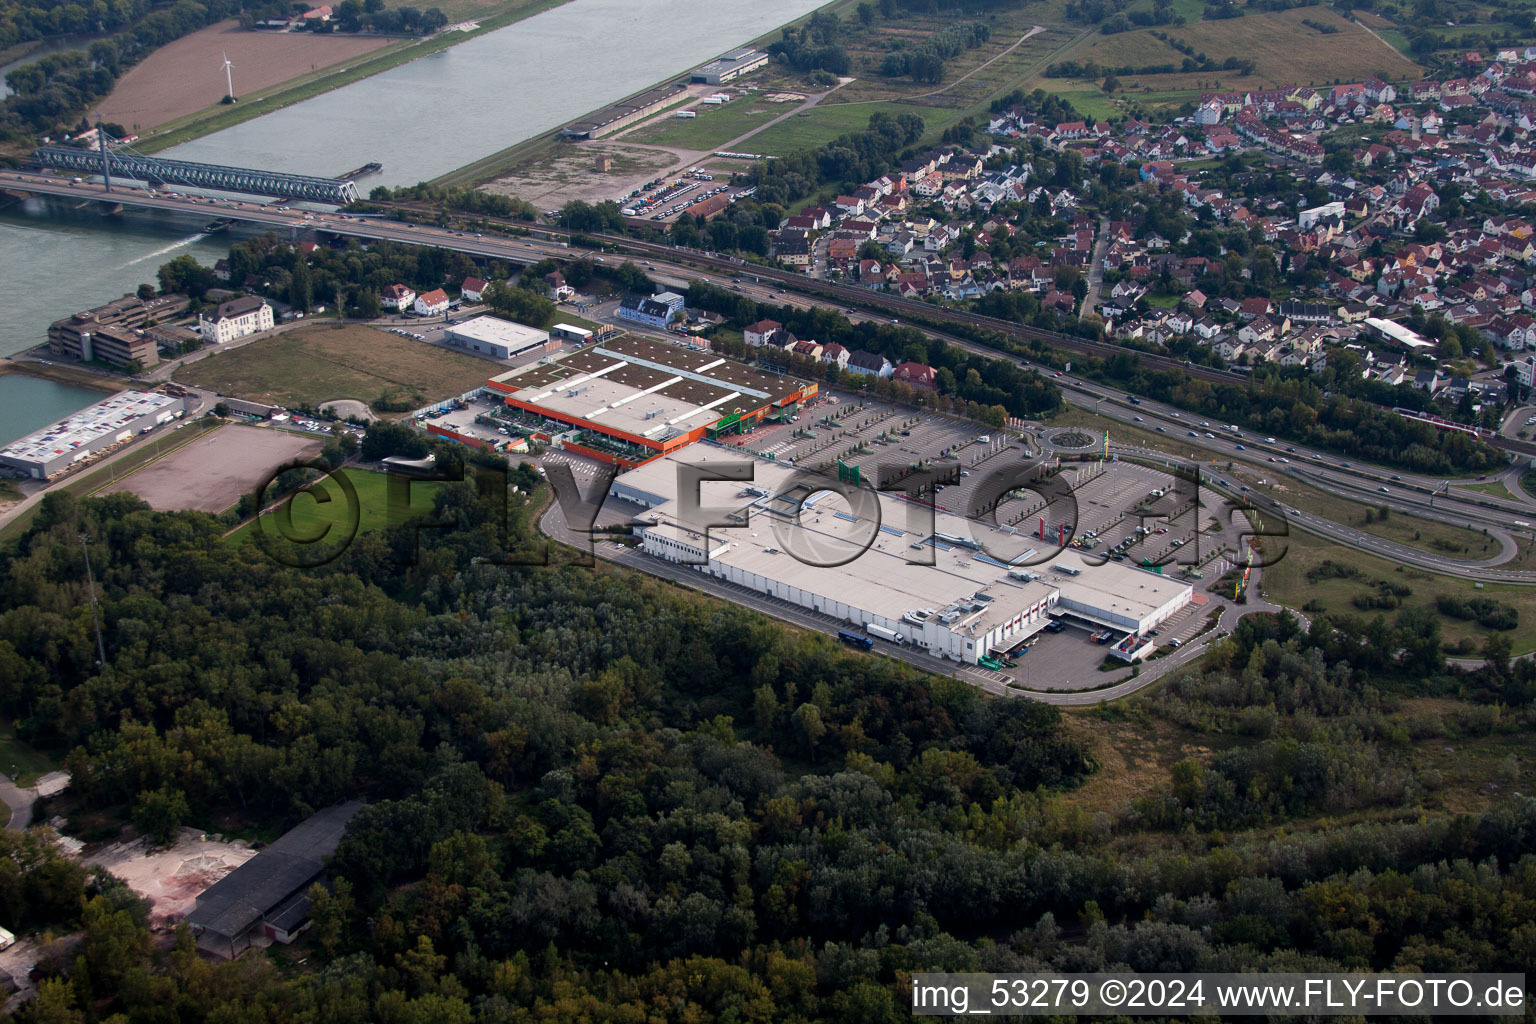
381;284;416;311
460;277;488;303
845;350;893;377
413;288;451;317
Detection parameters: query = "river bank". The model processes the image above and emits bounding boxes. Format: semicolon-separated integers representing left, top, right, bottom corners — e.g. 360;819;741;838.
135;0;576;154
0;358;130;392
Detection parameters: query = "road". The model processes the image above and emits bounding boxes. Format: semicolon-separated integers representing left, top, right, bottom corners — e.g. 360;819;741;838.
0;774;32;830
11;169;1536;581
1080;214;1110;316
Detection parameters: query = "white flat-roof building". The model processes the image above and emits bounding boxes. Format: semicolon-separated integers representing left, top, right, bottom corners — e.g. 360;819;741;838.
613;448;1193;664
0;390;184;480
551;323;594;344
443;316;553;360
1363;316;1436;350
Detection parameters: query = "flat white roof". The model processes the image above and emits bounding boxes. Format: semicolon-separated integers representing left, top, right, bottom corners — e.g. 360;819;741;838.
1364;316;1435;349
621;448;1190;629
446;315;549;352
1;390;177;463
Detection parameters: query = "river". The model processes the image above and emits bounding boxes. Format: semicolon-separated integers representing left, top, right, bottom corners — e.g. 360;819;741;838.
164;0;828;187
0;0;828;444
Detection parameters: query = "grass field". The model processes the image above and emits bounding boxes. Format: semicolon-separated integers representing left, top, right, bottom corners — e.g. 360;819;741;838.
229;467;443;547
1230;465;1492;558
1051;7;1421;98
1457;479;1517;500
0;716;58;787
746;101;957;156
173;325;495;412
625;96;788;150
1263;529;1536;656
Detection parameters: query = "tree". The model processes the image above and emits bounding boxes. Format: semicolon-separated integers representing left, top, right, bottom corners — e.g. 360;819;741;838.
857;1;874;24
136;283;156;300
290;258;313;313
355;288;382;319
156;255;215;298
1102;74;1120;93
484;283;555;328
131;786;188;845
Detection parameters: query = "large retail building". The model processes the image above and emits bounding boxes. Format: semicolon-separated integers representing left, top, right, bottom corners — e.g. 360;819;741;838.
483;335;816;466
609;448;1194;664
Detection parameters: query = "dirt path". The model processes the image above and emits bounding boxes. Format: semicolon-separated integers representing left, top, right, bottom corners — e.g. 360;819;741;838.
1350;15;1410;61
910;24;1046;100
715;79;852;153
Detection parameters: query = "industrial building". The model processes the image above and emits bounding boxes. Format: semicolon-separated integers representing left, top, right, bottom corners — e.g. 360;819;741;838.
611;449;1194;664
563;83;687;139
49;293;191;369
691;48;770;85
443;316;555;360
0;390;186;479
551;323;594;345
484;335;817;466
186;802;363;958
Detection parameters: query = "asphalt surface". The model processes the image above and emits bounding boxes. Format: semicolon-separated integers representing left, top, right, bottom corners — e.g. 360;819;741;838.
11;172;1536;582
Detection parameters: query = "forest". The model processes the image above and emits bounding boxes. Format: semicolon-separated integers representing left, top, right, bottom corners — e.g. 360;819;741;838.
0;464;1532;1021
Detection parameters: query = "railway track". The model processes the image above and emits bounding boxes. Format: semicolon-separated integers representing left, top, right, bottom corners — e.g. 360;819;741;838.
368;198;1536;461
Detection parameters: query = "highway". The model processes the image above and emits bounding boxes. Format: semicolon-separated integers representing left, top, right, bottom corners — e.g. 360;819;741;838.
10;169;1536;586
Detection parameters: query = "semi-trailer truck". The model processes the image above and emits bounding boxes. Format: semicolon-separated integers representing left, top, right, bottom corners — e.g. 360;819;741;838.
865;623;905;645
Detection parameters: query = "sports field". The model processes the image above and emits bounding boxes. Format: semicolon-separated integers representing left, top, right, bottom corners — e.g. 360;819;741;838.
173;324;494;413
99;423;323;513
97;21;389;131
230;467;444;547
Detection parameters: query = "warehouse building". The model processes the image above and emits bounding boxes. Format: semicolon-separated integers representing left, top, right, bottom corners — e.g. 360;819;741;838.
0;390;185;479
612;449;1193;664
443;316;556;360
691;48;769;85
551;323;594;344
563;83;687;138
484;335;816;466
186;801;363;958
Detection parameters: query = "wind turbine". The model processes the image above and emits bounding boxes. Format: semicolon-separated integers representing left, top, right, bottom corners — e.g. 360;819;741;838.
220;51;236;101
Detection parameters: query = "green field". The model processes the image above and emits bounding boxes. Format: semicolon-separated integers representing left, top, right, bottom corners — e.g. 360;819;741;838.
1457;479;1517;500
0;716;58;787
1264;529;1536;656
746;101;957;156
174;324;495;413
625;97;786;150
230;467;443;547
